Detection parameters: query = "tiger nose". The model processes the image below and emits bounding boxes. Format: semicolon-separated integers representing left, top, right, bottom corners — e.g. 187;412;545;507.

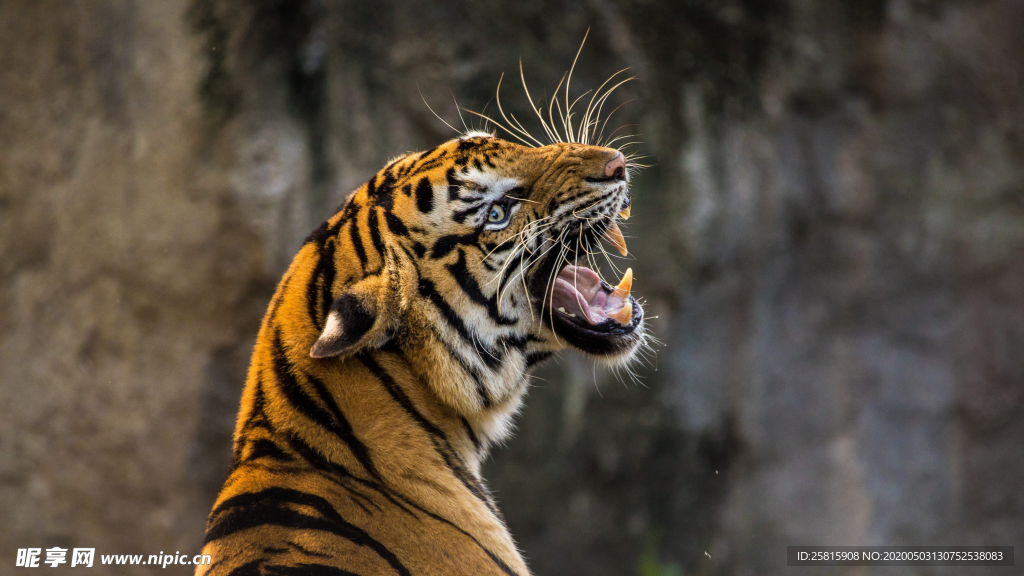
605;152;625;180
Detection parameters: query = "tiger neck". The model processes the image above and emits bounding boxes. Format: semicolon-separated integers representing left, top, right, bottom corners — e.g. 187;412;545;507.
394;292;558;455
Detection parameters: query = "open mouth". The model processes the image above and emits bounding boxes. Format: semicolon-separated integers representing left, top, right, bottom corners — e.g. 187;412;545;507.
532;218;643;356
551;265;635;327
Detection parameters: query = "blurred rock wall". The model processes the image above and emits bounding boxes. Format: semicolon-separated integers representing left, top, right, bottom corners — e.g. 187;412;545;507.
1;1;1021;575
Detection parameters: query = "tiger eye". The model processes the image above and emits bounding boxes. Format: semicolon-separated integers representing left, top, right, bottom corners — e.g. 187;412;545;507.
488;204;506;222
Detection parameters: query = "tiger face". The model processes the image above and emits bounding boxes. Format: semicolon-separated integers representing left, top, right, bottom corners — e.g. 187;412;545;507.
307;132;638;389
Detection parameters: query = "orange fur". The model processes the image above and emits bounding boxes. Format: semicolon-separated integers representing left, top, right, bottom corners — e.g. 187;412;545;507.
198;135;643;575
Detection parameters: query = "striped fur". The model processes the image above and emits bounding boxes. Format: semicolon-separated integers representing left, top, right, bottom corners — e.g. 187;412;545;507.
198;134;644;575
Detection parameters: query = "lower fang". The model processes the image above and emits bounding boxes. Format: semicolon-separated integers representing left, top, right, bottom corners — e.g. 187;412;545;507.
613;268;633;299
609;301;632;326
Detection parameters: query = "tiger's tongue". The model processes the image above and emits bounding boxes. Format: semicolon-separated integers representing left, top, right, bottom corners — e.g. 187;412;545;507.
551;265;626;325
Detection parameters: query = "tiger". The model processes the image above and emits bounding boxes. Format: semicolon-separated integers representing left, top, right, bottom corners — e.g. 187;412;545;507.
198;129;646;575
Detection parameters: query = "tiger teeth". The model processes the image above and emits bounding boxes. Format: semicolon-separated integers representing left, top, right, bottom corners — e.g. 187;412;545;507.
612;268;633;299
557;307;567;314
619;206;631;220
609;300;633;326
604;220;628;256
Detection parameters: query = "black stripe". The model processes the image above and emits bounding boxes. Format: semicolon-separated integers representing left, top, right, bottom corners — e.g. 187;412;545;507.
268;273;291;321
495;334;528;352
306;255;324;330
270;332;389;484
365;174;377;198
205;487;411;576
383;211;408;236
357;353;497;513
429;325;491;408
410;146;442;172
384;493;522;576
414;158;448;174
482;240;515;255
452;205;482;224
233;375;273;467
417;278;502;370
416;278;475;347
394;158;414;180
526;351;553;367
348;220;367;269
381;154;406;176
337;198;361;224
431;231;479;259
247;439;293;463
374;171;397;210
446;167;461;201
319;239;337;323
227;560;263;576
357;353;449;439
367;210;386;261
303;219;333;246
284;434;410;517
263;563;361;576
446;249;517;325
457;138;487;151
415;176;433;213
285;541;331;558
270;333;342;432
303;371;383;482
241;374;272;433
461;416;481;453
305;241;335;330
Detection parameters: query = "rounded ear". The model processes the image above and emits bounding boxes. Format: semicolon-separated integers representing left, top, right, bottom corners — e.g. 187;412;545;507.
310;292;377;358
310;245;418;359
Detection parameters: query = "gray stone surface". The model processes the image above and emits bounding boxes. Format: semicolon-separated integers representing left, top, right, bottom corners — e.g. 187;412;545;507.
1;1;1021;575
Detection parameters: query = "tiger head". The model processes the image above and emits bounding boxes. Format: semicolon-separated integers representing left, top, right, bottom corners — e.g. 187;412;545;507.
302;132;644;435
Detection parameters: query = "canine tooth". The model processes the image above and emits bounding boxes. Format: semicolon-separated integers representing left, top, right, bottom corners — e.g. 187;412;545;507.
619;206;631;220
609;300;633;326
612;268;633;299
604;220;628;256
558;307;566;313
568;312;576;317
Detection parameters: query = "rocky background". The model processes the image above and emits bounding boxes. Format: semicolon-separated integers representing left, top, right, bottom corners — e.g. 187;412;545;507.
2;1;1022;575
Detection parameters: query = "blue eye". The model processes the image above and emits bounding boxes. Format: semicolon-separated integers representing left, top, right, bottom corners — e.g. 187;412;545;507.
488;204;507;223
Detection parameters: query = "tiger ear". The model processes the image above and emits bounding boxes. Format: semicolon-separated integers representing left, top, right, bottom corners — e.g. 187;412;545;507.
310;246;417;359
310;290;379;358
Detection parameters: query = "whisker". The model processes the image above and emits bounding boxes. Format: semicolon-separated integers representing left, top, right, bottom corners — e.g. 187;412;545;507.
548;72;567;143
451;90;471;134
581;68;631;144
519;61;559;145
595;98;637;147
564;27;589;144
420;87;464;136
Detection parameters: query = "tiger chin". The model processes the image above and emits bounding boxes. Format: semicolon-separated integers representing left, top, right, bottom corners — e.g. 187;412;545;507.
198;132;645;576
